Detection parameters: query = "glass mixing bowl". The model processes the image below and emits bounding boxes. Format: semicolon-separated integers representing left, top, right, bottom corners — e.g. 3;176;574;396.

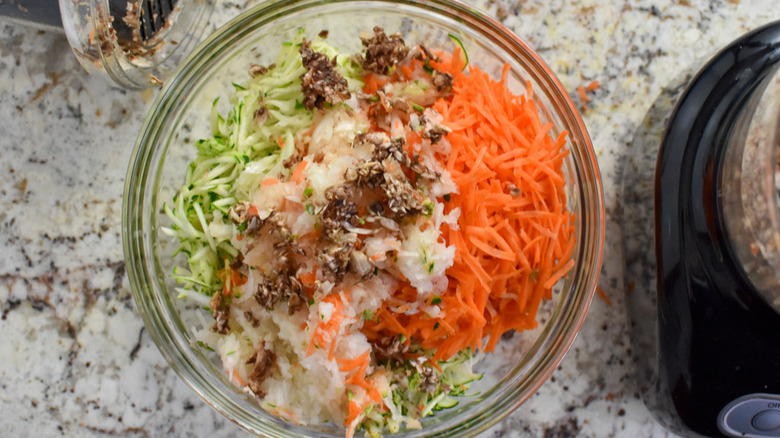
123;0;604;436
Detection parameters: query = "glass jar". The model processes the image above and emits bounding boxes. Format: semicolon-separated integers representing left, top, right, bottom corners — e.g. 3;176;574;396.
59;0;212;89
0;0;212;89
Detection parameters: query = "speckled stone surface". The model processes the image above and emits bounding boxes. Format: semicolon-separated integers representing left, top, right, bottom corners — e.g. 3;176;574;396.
0;1;778;437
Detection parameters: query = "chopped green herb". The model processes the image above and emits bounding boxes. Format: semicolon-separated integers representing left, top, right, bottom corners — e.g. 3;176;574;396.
424;201;435;217
197;341;215;352
434;322;440;330
303;187;314;199
431;295;441;305
305;203;315;215
443;193;451;202
363;309;373;320
423;59;434;74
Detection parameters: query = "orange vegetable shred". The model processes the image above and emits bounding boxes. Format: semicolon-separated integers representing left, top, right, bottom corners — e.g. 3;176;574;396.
362;51;575;362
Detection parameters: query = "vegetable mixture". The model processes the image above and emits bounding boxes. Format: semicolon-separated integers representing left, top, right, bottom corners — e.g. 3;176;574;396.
165;27;575;437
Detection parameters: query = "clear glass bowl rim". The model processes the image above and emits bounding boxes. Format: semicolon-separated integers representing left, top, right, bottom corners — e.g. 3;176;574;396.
123;0;605;436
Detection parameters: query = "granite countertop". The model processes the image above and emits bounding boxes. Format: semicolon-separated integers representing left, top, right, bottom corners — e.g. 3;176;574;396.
0;1;777;437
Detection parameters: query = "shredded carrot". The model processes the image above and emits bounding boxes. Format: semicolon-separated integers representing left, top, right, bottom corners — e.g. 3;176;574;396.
346;400;360;427
298;269;317;288
336;350;371;371
362;73;389;94
307;295;345;357
218;265;247;297
261;177;279;187
362;55;575;361
543;258;575;289
577;85;589;111
337;348;381;433
232;370;245;386
576;81;599;112
290;159;308;184
596;285;612;306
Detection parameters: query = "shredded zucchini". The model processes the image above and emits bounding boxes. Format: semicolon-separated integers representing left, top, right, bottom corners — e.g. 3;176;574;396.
162;31;363;296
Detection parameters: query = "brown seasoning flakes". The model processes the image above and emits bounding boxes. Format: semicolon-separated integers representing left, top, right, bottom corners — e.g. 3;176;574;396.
245;341;278;397
228;203;307;314
255;271;305;315
299;39;351;110
417;366;441;394
320;195;360;238
209;291;230;335
254;106;269;126
318;240;357;280
371;335;409;366
419;113;452;144
431;69;454;92
382;173;427;219
249;63;270;78
361;26;410;75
